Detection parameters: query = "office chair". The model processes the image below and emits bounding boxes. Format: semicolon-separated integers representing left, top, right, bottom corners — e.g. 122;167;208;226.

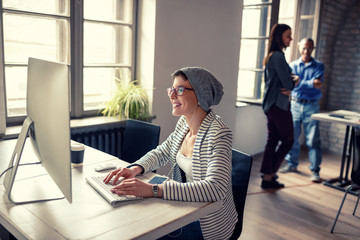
121;119;160;163
229;149;253;240
331;127;360;233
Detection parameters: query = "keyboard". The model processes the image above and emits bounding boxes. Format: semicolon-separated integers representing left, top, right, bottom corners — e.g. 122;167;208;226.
86;176;142;207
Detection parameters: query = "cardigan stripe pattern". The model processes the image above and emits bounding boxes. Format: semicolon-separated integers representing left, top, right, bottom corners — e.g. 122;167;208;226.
135;110;237;240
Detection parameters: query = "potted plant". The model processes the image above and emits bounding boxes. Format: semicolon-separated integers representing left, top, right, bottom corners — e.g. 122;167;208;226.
101;77;154;122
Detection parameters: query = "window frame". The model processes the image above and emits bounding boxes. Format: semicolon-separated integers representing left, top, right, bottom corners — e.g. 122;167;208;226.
289;0;322;60
0;0;137;125
78;0;137;118
1;3;71;125
237;0;279;101
237;0;321;103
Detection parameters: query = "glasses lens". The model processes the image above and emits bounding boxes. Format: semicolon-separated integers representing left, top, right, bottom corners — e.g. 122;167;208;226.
177;87;184;96
167;86;186;96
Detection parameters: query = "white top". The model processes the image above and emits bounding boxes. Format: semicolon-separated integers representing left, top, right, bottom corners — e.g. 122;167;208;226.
176;151;193;182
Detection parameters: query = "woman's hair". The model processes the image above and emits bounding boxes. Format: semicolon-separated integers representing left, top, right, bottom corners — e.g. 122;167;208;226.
171;70;188;81
263;23;291;65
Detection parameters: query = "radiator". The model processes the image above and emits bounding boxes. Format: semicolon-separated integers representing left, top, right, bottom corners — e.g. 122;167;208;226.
71;123;124;159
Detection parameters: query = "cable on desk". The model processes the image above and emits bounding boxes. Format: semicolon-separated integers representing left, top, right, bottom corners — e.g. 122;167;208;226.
0;162;42;179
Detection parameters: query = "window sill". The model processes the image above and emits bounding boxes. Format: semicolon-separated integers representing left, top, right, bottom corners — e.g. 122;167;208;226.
0;116;125;140
71;116;125;129
236;98;262;108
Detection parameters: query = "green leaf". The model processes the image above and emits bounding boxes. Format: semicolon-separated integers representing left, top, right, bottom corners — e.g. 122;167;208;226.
101;73;153;121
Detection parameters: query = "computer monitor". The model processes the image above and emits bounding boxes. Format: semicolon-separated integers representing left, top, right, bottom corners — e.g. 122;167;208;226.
4;57;72;204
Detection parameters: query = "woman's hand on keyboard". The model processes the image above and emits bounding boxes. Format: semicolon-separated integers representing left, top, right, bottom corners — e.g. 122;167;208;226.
111;178;162;198
103;167;136;185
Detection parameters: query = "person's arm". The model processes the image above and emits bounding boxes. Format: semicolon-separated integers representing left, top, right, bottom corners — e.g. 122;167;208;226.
313;79;322;89
103;118;183;185
294;62;324;90
131;116;187;173
162;126;233;202
110;177;164;198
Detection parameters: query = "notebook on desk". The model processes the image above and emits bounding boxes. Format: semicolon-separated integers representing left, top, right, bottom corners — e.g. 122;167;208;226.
86;176;142;207
329;114;345;118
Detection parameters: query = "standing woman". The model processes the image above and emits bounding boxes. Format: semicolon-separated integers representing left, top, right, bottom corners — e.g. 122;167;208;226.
261;23;299;189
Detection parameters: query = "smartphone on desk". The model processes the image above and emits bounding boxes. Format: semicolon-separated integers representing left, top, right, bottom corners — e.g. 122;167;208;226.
148;176;169;184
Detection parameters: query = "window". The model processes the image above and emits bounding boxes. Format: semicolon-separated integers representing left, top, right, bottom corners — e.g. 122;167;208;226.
237;0;321;101
237;0;273;100
0;0;136;124
83;0;134;113
2;0;70;122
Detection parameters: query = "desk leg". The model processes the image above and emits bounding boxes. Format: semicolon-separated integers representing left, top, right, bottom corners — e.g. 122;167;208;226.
344;127;355;183
324;125;354;194
340;125;350;183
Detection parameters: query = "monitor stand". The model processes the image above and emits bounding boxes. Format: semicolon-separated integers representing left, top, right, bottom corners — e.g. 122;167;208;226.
3;117;64;204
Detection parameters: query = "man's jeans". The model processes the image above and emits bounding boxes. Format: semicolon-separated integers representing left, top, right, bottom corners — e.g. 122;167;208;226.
285;100;322;172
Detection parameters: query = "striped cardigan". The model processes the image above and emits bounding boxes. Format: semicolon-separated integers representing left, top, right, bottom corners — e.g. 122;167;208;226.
135;110;237;240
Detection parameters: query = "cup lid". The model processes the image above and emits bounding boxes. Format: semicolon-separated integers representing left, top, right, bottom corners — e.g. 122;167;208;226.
71;142;85;151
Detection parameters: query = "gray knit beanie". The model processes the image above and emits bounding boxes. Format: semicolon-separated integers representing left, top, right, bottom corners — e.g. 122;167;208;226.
179;67;224;112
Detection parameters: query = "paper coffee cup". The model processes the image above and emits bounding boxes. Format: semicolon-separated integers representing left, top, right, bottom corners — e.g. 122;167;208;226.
71;142;85;164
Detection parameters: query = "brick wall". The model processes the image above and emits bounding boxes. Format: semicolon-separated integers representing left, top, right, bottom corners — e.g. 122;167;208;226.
317;0;360;153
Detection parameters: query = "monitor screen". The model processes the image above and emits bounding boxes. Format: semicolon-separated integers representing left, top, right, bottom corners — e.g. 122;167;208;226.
4;57;72;204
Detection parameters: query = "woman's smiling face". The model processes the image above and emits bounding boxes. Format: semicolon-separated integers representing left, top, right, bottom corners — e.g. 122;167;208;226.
282;29;292;48
169;75;198;117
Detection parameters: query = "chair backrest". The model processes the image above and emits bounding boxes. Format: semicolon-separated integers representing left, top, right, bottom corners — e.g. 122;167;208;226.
229;149;253;240
121;119;160;163
352;127;360;185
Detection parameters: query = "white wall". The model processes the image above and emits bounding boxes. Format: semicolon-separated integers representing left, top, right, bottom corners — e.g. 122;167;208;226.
138;0;268;157
136;0;156;113
234;105;267;155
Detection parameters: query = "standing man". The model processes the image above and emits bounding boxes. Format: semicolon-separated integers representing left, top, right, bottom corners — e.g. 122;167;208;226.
280;38;324;183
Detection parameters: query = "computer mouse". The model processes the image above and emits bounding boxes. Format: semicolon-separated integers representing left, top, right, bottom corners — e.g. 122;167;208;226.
94;163;117;172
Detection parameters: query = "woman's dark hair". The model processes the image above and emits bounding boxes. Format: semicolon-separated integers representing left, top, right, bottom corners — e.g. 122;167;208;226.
171;70;188;80
263;23;291;65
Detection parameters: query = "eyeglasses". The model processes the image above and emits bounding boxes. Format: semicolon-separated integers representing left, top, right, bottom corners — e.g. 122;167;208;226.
167;86;194;96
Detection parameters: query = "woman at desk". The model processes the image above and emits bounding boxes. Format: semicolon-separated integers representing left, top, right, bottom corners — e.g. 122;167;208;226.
104;67;237;240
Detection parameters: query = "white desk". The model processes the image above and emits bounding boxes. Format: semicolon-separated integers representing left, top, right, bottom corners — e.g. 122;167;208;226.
0;139;220;240
312;110;360;192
